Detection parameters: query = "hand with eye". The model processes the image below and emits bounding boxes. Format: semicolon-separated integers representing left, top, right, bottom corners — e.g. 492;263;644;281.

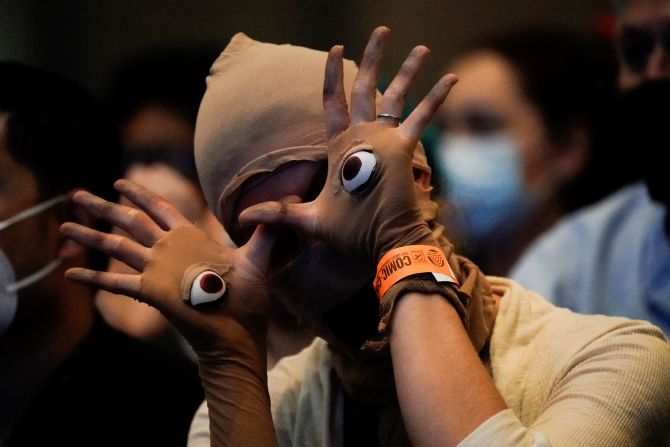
61;180;280;446
60;180;276;354
240;27;460;302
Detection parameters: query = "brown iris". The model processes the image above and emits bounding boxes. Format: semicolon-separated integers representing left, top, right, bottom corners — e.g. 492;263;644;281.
343;155;363;181
200;273;224;293
341;150;377;193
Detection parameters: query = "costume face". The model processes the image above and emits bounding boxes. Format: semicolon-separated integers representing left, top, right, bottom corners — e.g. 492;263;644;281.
194;34;433;349
618;0;670;89
193;35;370;347
226;159;378;348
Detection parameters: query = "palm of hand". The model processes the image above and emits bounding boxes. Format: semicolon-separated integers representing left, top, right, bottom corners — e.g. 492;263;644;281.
240;27;457;268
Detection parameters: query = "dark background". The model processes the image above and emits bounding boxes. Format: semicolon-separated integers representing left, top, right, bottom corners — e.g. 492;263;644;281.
1;0;613;100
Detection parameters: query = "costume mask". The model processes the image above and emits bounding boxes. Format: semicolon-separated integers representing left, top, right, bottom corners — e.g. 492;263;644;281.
194;34;433;345
0;196;64;335
438;132;536;241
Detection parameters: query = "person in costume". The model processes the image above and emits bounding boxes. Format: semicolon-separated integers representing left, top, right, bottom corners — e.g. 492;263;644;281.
62;28;670;446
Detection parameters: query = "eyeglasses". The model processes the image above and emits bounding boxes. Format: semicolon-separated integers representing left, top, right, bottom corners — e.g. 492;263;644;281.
620;20;670;74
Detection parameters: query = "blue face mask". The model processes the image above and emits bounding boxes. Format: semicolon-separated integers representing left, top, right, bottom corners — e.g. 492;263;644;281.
437;133;537;242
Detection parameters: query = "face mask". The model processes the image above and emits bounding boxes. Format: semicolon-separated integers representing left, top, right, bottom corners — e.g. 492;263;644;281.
619;80;670;208
437;133;537;242
0;195;65;335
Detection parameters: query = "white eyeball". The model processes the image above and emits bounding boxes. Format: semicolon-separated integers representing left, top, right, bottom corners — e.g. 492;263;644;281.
189;271;226;305
341;150;377;192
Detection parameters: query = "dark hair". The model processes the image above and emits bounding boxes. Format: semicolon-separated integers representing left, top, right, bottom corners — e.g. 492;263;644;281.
106;46;218;182
0;61;121;202
0;62;121;269
465;26;631;210
107;46;218;128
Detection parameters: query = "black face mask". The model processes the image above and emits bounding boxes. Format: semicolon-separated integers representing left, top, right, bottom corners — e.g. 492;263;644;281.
619;79;670;208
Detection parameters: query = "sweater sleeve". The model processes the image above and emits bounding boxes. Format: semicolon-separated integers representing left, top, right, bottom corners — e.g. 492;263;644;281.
461;320;670;446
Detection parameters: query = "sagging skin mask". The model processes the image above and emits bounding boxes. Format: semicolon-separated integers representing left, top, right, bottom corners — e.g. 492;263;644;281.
194;33;437;352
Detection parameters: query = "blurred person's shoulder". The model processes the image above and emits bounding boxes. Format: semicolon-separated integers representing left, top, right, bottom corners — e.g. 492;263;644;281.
517;182;660;264
510;183;666;299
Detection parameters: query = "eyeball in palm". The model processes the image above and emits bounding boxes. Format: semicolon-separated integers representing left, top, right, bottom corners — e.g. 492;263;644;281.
189;271;227;305
341;150;378;192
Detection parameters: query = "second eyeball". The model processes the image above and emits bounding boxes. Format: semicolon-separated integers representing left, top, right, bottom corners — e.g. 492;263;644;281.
189;271;227;305
341;150;377;192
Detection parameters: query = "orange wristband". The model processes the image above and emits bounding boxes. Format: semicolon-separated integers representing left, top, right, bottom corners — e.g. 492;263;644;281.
373;245;458;300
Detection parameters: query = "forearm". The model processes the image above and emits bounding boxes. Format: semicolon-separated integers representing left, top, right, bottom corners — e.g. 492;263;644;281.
389;292;507;447
196;329;277;447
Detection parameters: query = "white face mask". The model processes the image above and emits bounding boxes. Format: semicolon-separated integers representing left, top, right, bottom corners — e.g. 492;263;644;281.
437;133;537;242
0;195;65;336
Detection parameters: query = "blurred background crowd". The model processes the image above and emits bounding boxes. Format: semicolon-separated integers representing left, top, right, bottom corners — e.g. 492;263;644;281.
1;0;617;98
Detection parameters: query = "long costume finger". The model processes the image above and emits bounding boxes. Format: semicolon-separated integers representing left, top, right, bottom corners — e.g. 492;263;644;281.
378;46;430;120
323;45;350;140
72;190;164;246
350;26;389;123
238;200;317;237
114;179;191;231
60;222;150;271
65;268;142;300
239;224;280;275
399;74;458;141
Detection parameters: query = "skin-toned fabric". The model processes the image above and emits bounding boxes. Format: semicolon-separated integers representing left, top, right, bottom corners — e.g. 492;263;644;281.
194;32;433;241
60;182;279;447
193;34;475;362
236;37;497;356
187;277;670;447
194;32;497;358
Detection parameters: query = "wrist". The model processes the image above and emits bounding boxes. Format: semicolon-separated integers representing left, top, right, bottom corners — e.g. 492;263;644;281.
391;290;461;333
374;222;438;265
192;318;268;369
373;245;458;301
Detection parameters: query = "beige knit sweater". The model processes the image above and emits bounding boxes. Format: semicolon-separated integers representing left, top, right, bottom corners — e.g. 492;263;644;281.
188;277;670;446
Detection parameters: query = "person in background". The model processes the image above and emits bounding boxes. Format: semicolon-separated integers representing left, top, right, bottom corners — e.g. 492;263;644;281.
0;61;203;446
100;48;313;364
511;0;670;336
436;26;627;275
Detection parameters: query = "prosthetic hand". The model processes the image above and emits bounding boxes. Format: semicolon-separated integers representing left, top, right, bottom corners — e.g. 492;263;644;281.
240;27;468;337
61;180;277;446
